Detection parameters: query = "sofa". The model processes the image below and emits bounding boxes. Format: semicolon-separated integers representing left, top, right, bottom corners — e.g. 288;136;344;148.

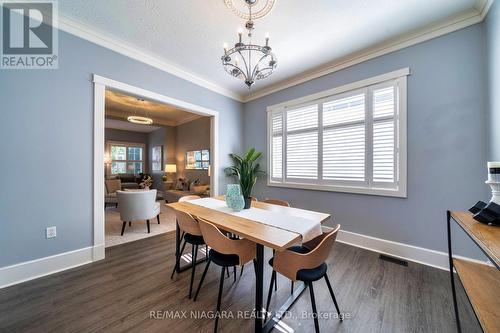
164;178;210;202
114;175;141;190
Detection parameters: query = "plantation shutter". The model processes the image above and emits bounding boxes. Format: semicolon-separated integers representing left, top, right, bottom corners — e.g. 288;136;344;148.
267;72;405;196
271;111;283;180
372;85;397;185
322;93;366;183
286;105;318;179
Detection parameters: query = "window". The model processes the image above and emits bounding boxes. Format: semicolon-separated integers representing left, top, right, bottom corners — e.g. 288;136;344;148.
186;149;210;170
108;141;145;175
267;69;408;197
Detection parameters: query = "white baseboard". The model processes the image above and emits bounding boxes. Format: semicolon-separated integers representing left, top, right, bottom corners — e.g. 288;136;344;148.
0;230;488;289
0;246;101;289
337;230;488;271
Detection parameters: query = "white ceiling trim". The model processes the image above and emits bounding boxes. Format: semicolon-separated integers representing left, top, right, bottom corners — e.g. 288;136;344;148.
242;4;492;102
56;1;494;105
476;0;495;19
175;113;204;126
57;14;245;102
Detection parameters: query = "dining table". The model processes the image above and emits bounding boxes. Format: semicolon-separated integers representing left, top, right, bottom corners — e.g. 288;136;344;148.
167;196;331;333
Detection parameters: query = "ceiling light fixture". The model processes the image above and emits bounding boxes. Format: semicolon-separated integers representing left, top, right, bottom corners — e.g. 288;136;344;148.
222;0;277;88
127;98;153;125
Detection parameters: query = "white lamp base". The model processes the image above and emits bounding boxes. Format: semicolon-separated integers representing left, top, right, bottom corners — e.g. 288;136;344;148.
486;180;500;205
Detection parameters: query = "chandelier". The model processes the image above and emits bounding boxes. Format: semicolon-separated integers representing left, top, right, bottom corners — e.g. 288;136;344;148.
127;98;153;125
222;0;277;88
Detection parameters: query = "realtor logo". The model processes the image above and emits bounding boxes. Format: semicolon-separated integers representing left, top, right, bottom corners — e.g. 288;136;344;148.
1;0;58;69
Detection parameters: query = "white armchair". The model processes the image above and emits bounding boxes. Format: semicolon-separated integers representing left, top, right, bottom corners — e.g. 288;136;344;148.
116;189;161;236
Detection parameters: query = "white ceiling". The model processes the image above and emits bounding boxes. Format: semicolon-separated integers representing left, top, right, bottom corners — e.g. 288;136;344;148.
59;0;487;101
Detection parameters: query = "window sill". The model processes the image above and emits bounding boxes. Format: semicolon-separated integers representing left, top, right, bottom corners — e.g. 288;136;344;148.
267;180;407;198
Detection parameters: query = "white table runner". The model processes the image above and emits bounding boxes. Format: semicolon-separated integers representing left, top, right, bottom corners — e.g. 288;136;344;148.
187;197;322;243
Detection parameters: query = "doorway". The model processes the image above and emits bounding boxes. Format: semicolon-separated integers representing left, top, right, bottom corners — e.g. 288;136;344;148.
93;75;219;260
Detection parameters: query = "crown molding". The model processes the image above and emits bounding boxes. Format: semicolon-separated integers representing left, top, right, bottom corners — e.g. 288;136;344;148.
476;0;495;19
242;5;494;102
175;113;204;126
56;2;494;105
57;14;245;102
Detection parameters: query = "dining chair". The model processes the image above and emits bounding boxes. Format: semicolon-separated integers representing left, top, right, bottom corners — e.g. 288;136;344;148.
170;209;206;299
170;195;203;299
265;225;343;333
262;198;290;207
116;190;160;235
193;218;256;333
179;195;202;202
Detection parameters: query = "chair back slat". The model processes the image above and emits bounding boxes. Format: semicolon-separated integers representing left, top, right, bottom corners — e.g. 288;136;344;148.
179;195;201;202
263;199;290;207
274;224;340;281
197;218;256;265
175;210;202;236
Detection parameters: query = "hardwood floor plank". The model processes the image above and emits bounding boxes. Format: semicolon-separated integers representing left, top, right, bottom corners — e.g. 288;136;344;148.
0;231;480;333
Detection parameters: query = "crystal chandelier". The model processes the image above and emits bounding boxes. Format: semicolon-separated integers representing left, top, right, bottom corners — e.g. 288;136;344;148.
222;0;277;88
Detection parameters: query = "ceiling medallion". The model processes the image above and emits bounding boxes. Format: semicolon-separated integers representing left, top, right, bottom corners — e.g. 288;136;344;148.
222;0;277;88
127;98;153;125
223;0;276;20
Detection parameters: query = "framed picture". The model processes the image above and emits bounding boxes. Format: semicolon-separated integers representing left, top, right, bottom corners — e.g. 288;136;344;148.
152;146;163;171
185;149;209;170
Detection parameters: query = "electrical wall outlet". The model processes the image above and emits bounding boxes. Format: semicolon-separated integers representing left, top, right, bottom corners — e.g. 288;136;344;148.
46;226;57;239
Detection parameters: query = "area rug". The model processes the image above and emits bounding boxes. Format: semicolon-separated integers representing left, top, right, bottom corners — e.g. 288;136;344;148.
105;201;176;248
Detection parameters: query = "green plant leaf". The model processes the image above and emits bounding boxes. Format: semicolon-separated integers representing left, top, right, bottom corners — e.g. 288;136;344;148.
224;148;264;198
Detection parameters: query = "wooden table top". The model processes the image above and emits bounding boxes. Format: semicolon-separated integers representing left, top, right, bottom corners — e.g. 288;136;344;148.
450;211;500;267
167;198;330;251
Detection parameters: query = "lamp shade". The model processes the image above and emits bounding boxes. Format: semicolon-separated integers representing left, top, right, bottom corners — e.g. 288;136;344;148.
165;164;177;173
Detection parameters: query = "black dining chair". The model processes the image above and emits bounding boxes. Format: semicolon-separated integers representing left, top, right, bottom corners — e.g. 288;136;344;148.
265;225;343;333
170;196;207;299
193;218;256;333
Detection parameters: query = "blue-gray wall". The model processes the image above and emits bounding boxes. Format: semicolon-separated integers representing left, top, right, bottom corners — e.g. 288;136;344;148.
0;30;243;267
486;0;500;161
243;24;489;258
148;125;176;190
175;117;211;185
0;15;496;268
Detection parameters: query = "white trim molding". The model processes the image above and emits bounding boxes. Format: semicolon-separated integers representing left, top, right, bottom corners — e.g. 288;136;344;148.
243;4;494;102
58;14;242;102
52;3;494;104
0;246;96;289
337;230;489;271
93;74;220;261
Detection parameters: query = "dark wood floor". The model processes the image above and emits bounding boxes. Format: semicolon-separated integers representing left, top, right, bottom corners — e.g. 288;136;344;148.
0;231;480;333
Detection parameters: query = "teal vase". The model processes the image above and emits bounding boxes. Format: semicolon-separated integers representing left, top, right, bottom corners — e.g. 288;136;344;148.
226;184;245;212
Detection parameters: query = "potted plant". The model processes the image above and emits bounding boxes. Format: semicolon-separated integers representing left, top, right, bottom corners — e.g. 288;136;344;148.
225;148;265;209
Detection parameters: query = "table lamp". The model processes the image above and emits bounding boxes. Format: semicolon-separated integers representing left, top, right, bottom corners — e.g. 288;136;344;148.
165;164;177;181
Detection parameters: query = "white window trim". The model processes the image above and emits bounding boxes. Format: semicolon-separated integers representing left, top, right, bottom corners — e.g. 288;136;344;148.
106;140;146;175
266;68;409;198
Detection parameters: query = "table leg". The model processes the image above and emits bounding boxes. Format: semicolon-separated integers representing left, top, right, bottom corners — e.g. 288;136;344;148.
175;220;180;273
255;244;264;333
447;210;462;333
